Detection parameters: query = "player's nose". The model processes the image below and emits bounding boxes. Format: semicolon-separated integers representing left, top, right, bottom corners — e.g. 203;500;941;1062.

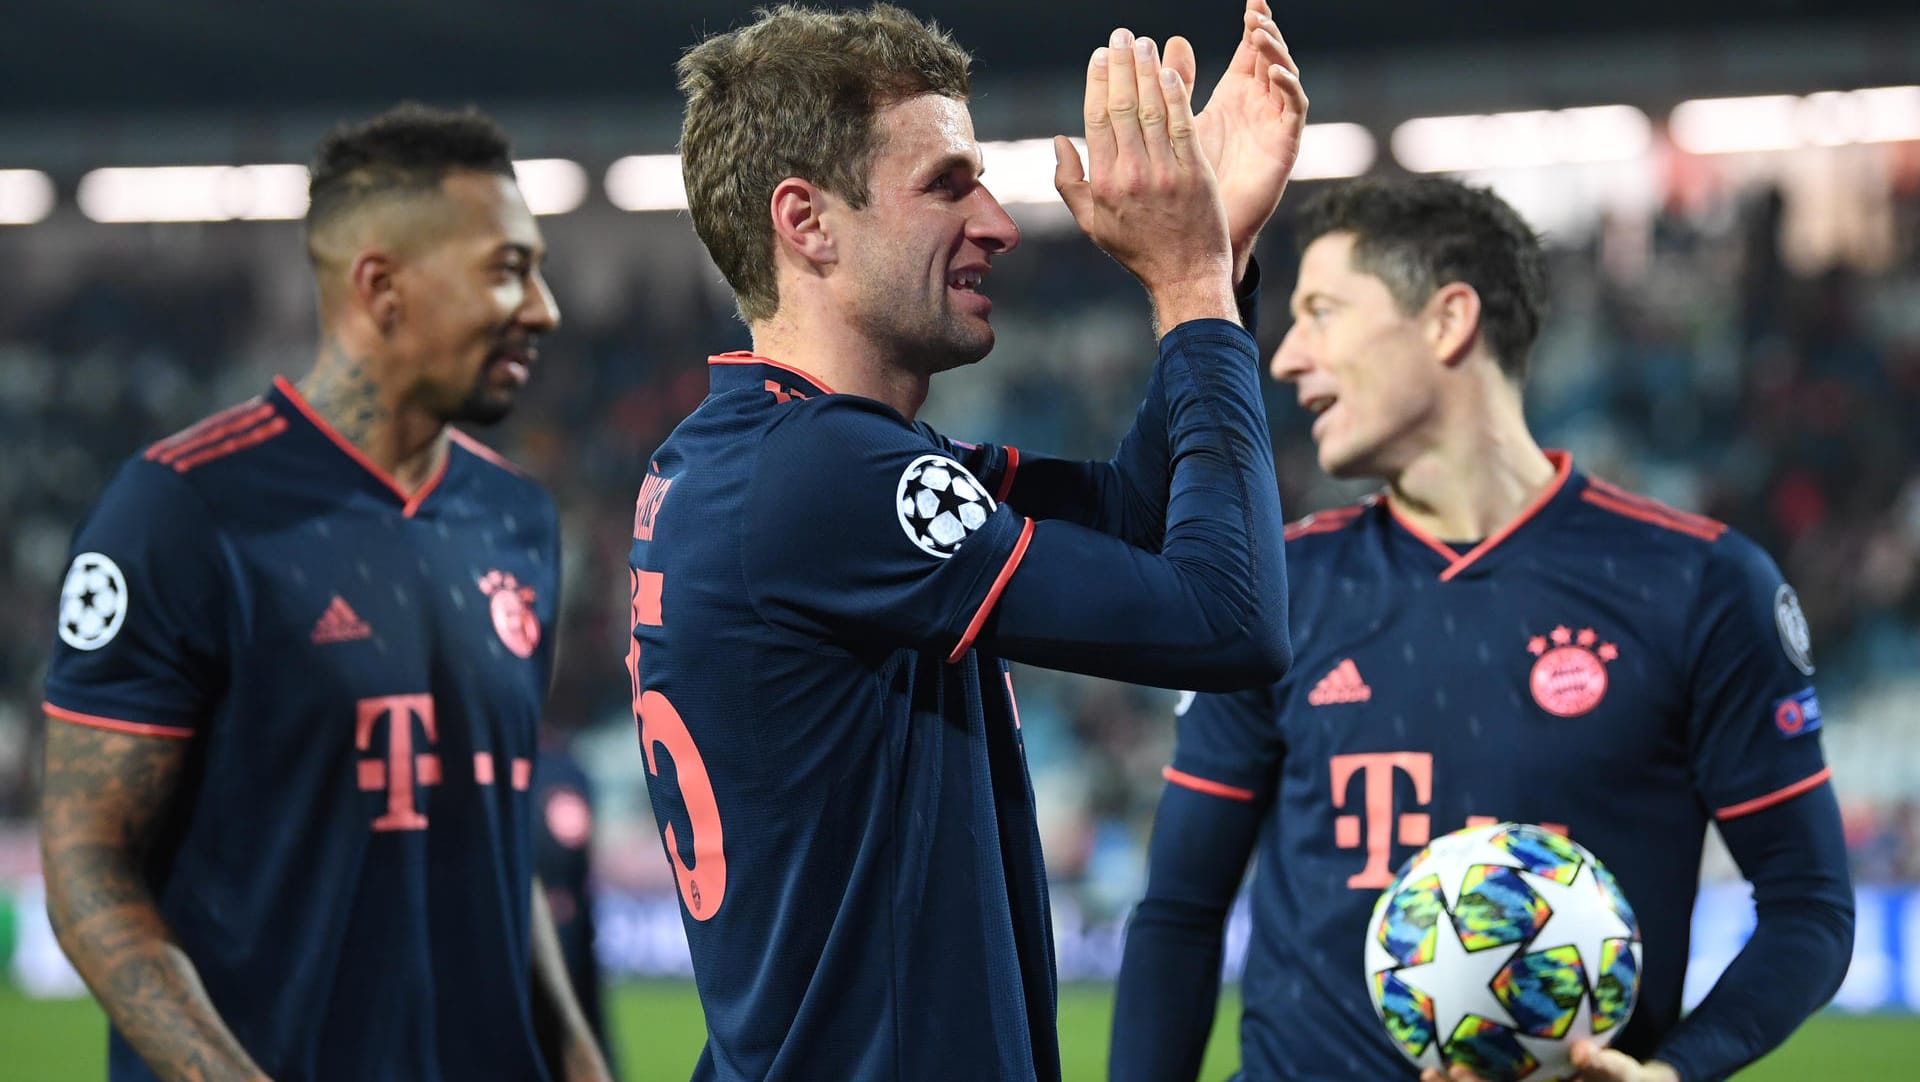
522;270;561;333
1270;324;1312;382
968;184;1020;255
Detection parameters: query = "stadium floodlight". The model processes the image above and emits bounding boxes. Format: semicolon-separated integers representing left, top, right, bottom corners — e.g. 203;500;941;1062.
605;154;688;212
0;169;56;224
1392;106;1651;174
1669;86;1920;154
76;164;310;223
606;123;1376;214
512;158;589;215
1292;122;1377;180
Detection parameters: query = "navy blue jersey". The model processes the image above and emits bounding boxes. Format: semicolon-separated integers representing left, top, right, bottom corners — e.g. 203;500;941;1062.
1131;453;1836;1080
44;378;560;1082
630;318;1288;1081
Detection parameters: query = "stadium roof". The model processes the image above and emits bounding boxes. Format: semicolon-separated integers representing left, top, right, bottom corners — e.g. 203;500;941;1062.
6;0;1915;116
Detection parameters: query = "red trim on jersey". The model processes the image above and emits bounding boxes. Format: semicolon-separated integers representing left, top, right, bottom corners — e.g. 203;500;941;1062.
994;446;1020;503
707;352;836;395
449;428;527;476
274;376;449;518
1162;765;1255;802
171;417;290;472
1284;503;1369;542
947;517;1036;663
1436;451;1573;582
147;401;273;463
1715;767;1832;821
1579;479;1728;542
1385;450;1573;581
44;702;194;740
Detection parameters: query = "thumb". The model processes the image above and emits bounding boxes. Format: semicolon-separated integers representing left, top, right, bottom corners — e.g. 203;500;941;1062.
1570;1041;1632;1080
1053;134;1091;219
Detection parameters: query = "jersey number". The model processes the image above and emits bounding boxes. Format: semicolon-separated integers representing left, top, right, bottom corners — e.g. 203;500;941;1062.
630;568;728;920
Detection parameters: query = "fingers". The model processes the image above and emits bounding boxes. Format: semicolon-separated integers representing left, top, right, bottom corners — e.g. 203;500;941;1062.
1105;28;1147;167
1082;44;1115;178
1130;36;1174;169
1162;35;1197;101
1160;64;1198;166
1249;13;1300;81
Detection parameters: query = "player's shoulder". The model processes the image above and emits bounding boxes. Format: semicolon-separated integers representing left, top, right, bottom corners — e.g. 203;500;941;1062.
1570;473;1730;549
448;429;555;518
1282;494;1382;552
137;395;294;491
757;391;929;466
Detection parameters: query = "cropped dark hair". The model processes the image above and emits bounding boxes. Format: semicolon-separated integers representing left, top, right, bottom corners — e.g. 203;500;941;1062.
1295;176;1548;380
305;102;515;262
677;3;971;322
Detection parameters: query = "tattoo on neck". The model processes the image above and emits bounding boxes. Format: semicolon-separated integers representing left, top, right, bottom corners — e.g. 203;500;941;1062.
301;341;388;449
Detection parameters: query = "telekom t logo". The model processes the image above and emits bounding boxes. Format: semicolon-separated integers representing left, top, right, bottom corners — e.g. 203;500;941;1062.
1330;751;1433;889
356;694;439;832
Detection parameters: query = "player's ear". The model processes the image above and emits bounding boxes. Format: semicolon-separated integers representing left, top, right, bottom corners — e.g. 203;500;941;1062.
1425;281;1481;368
769;178;837;270
348;248;403;336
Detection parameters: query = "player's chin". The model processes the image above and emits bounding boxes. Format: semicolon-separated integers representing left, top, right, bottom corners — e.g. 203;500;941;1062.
453;386;519;427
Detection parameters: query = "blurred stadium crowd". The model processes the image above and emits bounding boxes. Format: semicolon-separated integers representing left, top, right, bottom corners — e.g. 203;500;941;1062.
2;141;1919;921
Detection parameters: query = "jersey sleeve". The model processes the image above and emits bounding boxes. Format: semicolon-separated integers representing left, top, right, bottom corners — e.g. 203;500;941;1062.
742;397;1034;660
1166;680;1287;803
1685;533;1831;821
42;458;227;737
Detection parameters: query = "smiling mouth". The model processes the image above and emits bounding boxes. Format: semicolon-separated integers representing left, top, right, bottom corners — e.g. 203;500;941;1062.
947;269;984;292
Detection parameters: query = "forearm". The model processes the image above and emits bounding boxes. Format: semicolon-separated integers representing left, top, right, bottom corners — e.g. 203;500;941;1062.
1655;792;1854;1081
529;882;611;1082
45;845;267;1082
1112;783;1260;1082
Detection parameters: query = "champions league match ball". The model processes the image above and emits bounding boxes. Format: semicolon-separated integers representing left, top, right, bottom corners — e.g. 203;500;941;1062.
1363;822;1642;1081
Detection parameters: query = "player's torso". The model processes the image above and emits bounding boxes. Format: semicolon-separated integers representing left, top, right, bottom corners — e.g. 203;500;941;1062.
1242;493;1711;1078
630;366;1049;1081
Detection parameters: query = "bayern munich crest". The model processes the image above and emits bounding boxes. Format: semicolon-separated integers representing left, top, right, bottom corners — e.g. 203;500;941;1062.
896;454;994;559
479;570;540;658
59;552;129;651
1526;625;1617;718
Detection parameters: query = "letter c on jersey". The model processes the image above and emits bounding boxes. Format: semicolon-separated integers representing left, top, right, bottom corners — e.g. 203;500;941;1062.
639;690;728;921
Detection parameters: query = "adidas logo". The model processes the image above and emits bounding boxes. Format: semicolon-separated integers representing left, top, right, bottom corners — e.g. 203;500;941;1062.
311;595;372;644
1307;658;1372;706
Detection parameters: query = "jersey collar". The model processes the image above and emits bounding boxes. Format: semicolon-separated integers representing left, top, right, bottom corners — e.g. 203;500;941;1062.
1386;449;1579;582
707;352;835;398
270;376;452;518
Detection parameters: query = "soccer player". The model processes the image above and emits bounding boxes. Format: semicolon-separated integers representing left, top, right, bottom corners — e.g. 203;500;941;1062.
39;104;612;1082
632;2;1305;1078
1111;176;1855;1082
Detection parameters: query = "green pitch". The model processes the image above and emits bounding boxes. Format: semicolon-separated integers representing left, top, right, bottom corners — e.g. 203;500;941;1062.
2;982;1912;1079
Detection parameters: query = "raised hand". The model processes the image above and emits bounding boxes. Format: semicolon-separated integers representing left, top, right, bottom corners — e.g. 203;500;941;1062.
1054;27;1236;331
1162;0;1308;280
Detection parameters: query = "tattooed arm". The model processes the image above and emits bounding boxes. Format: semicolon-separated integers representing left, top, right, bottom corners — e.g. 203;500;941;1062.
528;880;614;1082
39;718;271;1082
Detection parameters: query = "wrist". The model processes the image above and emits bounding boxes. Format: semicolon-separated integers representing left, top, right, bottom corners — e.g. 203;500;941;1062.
1149;272;1239;333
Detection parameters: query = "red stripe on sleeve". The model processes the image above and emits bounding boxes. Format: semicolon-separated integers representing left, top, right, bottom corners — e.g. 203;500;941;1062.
994;446;1020;503
1715;767;1833;821
947;517;1036;663
44;702;194;740
1161;765;1255;802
